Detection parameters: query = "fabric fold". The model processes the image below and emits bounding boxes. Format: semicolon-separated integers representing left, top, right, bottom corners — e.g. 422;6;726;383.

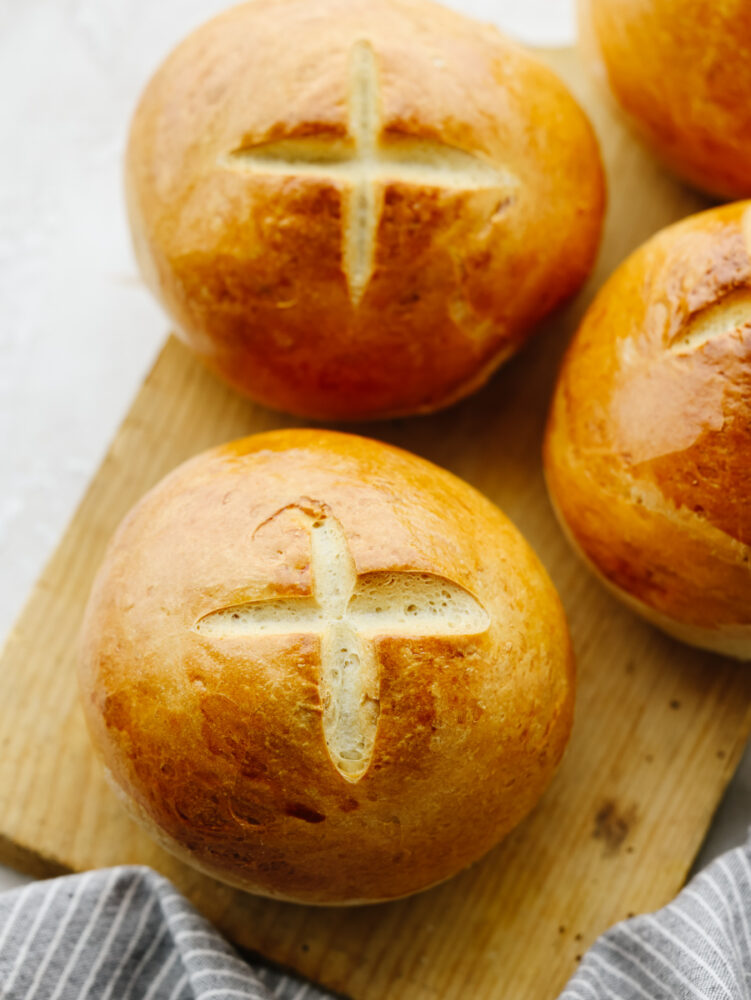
2;836;751;999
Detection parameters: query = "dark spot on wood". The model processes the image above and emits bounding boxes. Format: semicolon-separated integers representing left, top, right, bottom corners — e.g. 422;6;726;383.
627;912;635;919
301;943;310;953
558;925;566;935
717;749;726;759
339;798;360;813
574;933;583;942
645;753;654;763
670;699;681;710
593;800;637;856
286;803;326;823
575;954;582;962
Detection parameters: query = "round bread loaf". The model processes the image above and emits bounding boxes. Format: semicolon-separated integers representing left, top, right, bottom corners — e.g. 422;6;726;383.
79;429;574;904
582;0;751;199
545;202;751;659
126;0;605;420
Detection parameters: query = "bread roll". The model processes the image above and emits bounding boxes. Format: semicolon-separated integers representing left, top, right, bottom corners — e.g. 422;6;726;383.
545;202;751;659
582;0;751;199
79;429;574;904
126;0;605;420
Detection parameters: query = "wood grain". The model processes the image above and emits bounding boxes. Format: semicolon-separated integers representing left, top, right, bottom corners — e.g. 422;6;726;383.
1;49;750;1000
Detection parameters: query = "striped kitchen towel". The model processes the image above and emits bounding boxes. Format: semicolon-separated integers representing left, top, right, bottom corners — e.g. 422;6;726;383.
0;866;330;1000
2;836;751;998
560;833;751;999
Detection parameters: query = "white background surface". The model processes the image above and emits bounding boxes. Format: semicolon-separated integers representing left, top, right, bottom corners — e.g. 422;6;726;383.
1;0;748;896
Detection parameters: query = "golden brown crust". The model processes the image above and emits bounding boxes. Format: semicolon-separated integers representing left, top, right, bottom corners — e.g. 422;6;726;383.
126;0;604;419
79;429;574;903
545;202;751;653
583;0;751;199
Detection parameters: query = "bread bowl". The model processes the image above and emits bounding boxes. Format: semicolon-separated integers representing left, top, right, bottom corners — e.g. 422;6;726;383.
582;0;751;199
545;201;751;659
126;0;605;419
79;429;574;904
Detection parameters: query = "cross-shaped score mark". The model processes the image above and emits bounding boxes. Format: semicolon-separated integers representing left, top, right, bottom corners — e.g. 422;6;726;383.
223;40;516;303
194;505;489;782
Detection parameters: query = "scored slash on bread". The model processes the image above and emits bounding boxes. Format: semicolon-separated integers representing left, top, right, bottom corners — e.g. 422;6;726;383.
194;499;489;782
223;40;516;305
79;429;574;904
545;201;751;658
126;0;605;419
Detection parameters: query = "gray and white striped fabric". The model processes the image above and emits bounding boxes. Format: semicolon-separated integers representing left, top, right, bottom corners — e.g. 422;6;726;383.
561;833;751;999
0;866;328;1000
2;837;751;999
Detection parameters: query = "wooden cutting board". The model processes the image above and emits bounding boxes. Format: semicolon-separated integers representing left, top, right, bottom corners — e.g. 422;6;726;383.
2;46;750;1000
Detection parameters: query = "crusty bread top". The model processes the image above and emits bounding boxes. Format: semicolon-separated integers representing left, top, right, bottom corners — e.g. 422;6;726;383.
79;430;574;903
546;202;751;630
126;0;604;419
585;0;751;198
